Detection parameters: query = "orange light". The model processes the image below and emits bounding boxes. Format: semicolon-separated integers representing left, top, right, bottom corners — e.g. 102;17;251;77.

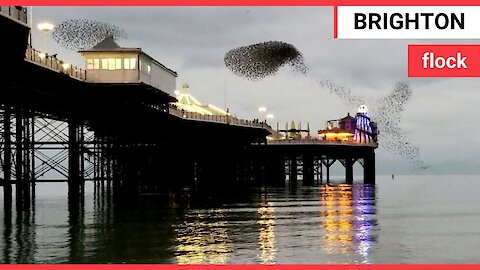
318;131;354;142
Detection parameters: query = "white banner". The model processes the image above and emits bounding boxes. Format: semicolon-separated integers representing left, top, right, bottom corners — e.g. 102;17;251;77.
336;6;480;39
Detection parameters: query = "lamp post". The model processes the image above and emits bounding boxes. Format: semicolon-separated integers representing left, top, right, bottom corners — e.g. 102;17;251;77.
258;106;267;122
266;113;274;124
37;22;54;53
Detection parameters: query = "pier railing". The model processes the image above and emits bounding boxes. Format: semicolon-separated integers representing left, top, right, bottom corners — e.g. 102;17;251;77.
267;139;378;147
19;48;272;134
0;6;27;24
169;104;273;131
25;46;87;81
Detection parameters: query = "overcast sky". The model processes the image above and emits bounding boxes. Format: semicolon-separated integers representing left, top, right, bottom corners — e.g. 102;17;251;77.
30;7;480;175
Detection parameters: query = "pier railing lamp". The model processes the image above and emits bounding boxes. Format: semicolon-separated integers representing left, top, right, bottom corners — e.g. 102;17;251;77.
62;62;70;70
37;22;54;53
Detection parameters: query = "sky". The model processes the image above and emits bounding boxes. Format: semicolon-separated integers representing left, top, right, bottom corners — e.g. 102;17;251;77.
30;7;480;175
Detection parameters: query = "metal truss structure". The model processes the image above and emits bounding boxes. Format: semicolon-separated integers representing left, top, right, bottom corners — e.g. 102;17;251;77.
0;105;114;211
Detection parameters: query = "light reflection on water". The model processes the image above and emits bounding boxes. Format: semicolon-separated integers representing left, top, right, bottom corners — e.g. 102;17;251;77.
320;184;376;263
257;198;276;264
174;209;232;264
3;175;480;263
171;183;376;264
0;182;377;264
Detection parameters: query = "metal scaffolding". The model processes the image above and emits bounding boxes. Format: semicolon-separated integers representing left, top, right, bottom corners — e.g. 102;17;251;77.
0;104;114;212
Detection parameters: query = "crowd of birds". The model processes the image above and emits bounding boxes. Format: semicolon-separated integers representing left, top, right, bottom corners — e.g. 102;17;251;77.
224;41;308;81
319;80;427;169
51;19;127;51
223;41;426;169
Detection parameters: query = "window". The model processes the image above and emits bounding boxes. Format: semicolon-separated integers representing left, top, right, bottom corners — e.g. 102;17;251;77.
87;59;93;69
101;59;108;70
93;59;100;69
124;58;137;70
139;59;152;75
101;58;122;70
108;59;115;70
87;58;100;70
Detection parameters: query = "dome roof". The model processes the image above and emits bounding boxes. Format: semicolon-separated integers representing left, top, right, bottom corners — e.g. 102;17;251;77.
174;85;228;116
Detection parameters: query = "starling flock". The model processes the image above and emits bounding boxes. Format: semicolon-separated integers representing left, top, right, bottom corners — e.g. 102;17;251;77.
224;41;308;81
319;80;428;169
52;19;126;50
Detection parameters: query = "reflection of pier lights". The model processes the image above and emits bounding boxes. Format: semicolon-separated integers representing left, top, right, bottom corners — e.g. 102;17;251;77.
319;184;376;262
257;197;276;264
174;209;232;264
320;184;354;254
352;184;376;263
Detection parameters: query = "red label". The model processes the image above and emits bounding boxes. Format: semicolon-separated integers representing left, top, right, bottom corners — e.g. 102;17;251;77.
408;44;480;77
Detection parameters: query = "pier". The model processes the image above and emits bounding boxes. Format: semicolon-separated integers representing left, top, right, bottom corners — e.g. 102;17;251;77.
0;6;378;214
257;140;376;186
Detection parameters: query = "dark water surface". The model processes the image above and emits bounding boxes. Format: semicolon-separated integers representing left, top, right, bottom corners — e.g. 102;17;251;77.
1;175;480;264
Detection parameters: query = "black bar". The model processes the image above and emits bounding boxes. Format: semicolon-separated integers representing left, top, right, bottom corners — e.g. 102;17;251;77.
3;106;12;216
15;108;24;210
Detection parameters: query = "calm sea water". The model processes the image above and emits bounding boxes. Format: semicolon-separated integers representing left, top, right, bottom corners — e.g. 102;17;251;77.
1;174;480;264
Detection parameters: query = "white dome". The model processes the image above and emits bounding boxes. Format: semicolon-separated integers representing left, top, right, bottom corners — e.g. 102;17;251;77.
357;105;368;114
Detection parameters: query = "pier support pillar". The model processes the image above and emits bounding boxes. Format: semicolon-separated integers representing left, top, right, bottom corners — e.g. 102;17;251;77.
30;113;35;204
254;158;265;185
344;158;354;184
265;155;285;186
302;155;314;186
288;156;297;186
236;159;248;184
322;158;336;183
180;159;196;186
318;158;323;183
3;106;12;216
196;156;238;187
363;151;375;184
68;120;84;211
15;108;32;211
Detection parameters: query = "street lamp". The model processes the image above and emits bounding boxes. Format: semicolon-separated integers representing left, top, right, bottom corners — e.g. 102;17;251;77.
258;106;267;122
266;113;274;126
37;22;54;53
266;113;274;123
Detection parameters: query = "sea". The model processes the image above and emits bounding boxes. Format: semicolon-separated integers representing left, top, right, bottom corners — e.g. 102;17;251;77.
1;174;480;264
